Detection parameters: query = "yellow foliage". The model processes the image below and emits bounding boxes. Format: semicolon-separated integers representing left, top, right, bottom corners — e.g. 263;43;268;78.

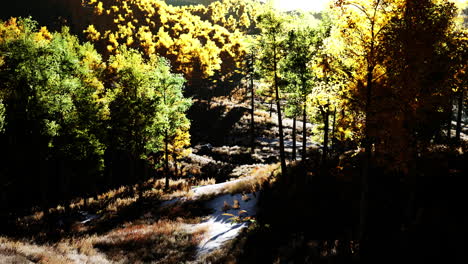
33;26;53;42
96;1;104;15
0;18;22;43
126;36;134;46
84;24;101;41
82;0;248;82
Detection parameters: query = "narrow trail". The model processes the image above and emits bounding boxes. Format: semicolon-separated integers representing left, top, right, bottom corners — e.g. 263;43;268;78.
190;184;258;258
160;174;261;261
175;96;321;261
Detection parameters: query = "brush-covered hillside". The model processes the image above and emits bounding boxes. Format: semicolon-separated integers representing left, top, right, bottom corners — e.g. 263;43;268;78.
1;0;468;263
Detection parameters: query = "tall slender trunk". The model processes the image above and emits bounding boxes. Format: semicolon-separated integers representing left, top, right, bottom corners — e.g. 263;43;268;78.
448;95;452;140
331;107;337;152
269;97;273;117
360;65;374;241
456;90;464;141
164;132;169;190
292;116;297;160
250;72;255;154
302;97;307;162
322;106;329;164
274;48;287;173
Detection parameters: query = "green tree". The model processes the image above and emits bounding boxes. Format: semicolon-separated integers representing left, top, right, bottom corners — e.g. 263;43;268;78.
257;8;288;173
152;60;191;189
0;18;107;205
244;36;258;154
105;47;191;188
282;26;318;162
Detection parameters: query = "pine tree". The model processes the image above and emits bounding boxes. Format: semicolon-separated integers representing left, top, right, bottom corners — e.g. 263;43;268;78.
257;8;288;173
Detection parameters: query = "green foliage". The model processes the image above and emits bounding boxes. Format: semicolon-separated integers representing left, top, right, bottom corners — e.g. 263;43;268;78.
281;26;318;116
152;58;192;156
256;8;288;80
0;17;193;207
0;18;106;163
105;47;191;162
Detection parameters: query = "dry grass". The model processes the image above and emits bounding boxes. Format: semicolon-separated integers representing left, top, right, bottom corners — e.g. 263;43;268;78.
3;142;280;264
6;174;222;264
196;178;216;187
222;164;280;194
242;193;251;202
1;215;206;264
254;110;274;125
92;219;204;263
15;175;214;230
232;199;240;209
0;237;80;264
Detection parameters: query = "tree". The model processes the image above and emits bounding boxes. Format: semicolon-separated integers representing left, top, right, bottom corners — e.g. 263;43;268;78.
245;48;256;154
283;91;301;160
152;58;192;190
82;0;248;86
186;0;262;34
104;47;191;187
333;0;461;250
310;45;350;165
282;15;336;163
0;17;107;206
282;27;315;162
332;0;405;242
449;29;468;142
257;8;288;173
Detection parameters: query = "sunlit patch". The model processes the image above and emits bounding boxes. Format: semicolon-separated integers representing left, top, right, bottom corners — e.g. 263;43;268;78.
263;0;329;12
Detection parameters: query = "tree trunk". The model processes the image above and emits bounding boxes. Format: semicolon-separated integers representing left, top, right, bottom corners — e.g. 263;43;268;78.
292;116;297;161
359;67;373;243
269;97;273;118
331;107;337;152
447;95;452;140
456;90;464;141
274;50;287;174
250;73;255;154
302;98;307;162
322;106;329;164
360;66;373;241
164;132;169;190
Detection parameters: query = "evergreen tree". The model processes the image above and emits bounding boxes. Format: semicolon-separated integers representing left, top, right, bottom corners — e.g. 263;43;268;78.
257;8;288;173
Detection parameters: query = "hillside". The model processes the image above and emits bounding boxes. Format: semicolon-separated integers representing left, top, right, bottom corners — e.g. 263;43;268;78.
1;0;468;263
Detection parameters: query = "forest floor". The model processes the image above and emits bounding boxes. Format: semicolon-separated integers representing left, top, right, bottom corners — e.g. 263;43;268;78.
0;92;312;263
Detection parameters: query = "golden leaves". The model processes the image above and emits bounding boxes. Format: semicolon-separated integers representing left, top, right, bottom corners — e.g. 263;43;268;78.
33;27;53;43
82;0;247;81
84;25;101;41
96;1;104;15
